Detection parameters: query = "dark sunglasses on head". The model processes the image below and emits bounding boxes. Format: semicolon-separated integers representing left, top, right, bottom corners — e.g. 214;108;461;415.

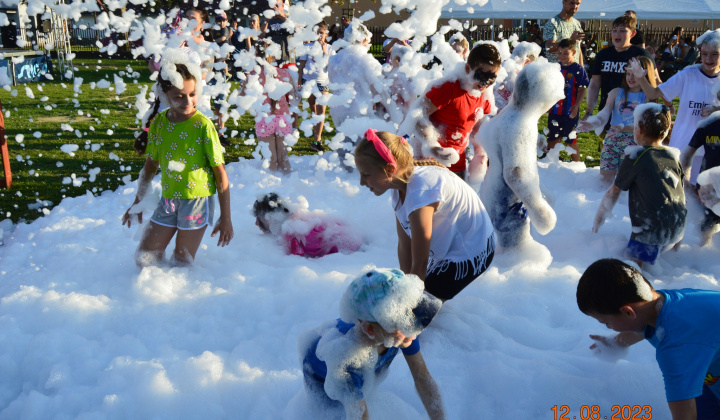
473;68;497;87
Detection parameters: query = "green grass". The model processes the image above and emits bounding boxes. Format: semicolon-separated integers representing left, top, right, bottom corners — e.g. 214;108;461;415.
0;57;605;224
0;58;332;224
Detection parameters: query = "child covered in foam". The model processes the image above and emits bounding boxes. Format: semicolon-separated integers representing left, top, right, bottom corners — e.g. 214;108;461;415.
296;268;446;419
593;103;686;267
252;193;362;258
472;60;564;250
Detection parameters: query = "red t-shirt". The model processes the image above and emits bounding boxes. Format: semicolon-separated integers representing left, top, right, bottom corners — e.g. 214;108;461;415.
426;80;491;172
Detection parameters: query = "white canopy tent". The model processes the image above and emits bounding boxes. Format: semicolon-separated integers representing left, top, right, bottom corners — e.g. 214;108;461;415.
441;0;720;21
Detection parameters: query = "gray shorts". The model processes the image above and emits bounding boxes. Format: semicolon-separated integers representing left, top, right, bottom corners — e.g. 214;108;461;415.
150;197;215;230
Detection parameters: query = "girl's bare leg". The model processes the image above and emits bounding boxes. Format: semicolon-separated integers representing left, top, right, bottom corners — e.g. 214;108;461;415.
172;226;209;266
136;222;177;267
259;135;278;171
310;93;328;143
274;134;292;173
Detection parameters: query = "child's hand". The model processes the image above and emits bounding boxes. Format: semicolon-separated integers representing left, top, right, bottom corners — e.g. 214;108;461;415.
699;184;720;209
430;146;460;166
626;58;647;80
576;120;592;132
211;216;234;247
570;105;579;119
592;211;605;233
122;208;142;228
701;105;720;118
589;334;629;362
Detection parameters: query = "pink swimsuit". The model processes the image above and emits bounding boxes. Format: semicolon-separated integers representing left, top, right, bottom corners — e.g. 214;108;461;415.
255;68;294;137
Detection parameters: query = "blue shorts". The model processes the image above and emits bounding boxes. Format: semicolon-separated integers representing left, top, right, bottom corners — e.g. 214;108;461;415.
625;239;660;264
548;113;579;144
150;197;215;230
696;384;720;419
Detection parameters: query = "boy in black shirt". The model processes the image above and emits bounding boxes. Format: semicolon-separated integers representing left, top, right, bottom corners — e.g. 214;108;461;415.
680;86;720;245
584;15;652;123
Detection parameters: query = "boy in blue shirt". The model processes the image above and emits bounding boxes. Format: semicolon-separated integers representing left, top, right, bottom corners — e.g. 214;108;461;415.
298;268;446;419
546;38;589;162
577;258;720;419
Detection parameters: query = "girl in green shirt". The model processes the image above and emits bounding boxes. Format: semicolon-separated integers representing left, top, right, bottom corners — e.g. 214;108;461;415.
122;60;233;266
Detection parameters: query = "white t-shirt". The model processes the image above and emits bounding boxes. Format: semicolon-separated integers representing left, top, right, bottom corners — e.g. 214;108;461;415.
660;65;720;183
660;65;720;150
392;166;494;272
298;41;333;85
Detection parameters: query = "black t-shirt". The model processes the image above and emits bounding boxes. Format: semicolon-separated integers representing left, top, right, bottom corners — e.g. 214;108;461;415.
689;117;720;172
267;16;292;65
592;45;652;111
630;29;645;46
212;27;230;45
615;146;687;245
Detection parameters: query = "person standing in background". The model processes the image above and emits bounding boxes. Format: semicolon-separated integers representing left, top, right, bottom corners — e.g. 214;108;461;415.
543;0;585;67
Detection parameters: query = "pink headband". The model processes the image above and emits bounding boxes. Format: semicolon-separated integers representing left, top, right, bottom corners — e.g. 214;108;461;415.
365;129;404;169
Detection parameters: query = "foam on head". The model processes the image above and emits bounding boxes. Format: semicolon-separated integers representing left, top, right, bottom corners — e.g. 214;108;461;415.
633;102;671;141
344;19;371;45
158;48;202;94
510;41;542;63
512;61;565;112
697;29;720;52
339;269;441;338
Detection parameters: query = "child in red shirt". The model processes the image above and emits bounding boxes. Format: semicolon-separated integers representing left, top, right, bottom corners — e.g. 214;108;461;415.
411;43;500;178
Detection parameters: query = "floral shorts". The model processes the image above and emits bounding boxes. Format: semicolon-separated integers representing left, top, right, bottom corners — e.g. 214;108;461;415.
255;114;293;138
600;129;636;172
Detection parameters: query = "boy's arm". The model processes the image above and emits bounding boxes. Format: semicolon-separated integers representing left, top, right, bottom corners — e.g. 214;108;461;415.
408;204;439;281
211;164;234;246
412;96;459;165
396;218;412;274
679;145;699;185
571;86;587;118
668;399;697;420
583;75;601;118
405;351;446;420
593;184;621;233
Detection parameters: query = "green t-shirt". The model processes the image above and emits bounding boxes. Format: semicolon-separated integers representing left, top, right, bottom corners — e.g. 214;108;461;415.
146;110;224;199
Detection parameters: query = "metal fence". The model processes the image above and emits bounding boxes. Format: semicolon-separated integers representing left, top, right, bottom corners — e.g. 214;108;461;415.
15;21;715;56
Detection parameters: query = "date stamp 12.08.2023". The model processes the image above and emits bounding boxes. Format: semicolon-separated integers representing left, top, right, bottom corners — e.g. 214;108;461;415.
551;405;652;420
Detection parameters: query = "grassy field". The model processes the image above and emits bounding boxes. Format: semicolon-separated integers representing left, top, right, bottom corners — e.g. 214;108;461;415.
0;58;603;224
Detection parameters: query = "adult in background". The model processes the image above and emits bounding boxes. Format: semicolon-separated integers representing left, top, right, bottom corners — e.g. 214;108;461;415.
584;15;653;128
658;26;683;72
229;14;259;80
261;0;292;66
628;29;720;185
543;0;584;67
625;10;645;48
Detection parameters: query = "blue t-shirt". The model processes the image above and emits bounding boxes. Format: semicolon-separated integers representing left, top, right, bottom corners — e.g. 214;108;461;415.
550;62;589;116
644;289;720;402
609;89;646;127
303;319;420;399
